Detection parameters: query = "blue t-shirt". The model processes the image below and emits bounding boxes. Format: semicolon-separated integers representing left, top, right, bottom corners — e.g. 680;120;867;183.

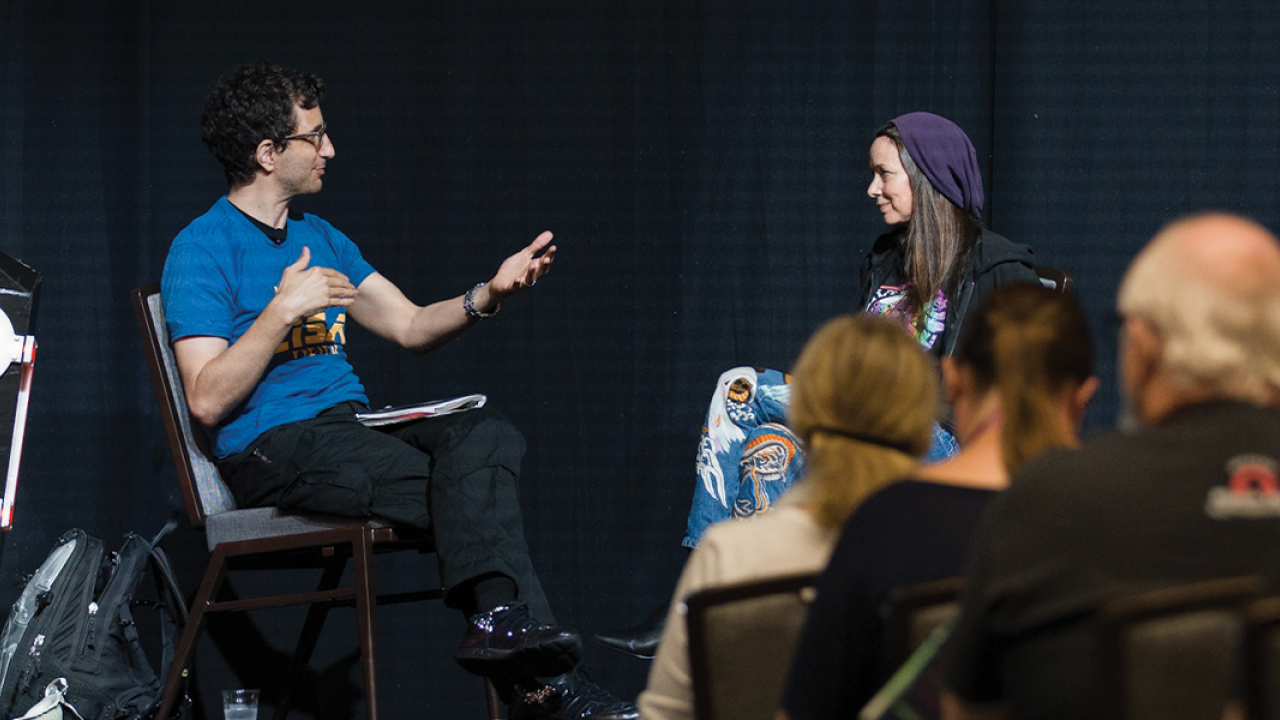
161;197;377;458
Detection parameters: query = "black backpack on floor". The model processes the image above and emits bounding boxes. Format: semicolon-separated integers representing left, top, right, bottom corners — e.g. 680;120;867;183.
0;524;188;720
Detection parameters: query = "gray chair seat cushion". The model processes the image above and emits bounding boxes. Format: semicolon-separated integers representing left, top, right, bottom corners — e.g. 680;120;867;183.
204;507;395;550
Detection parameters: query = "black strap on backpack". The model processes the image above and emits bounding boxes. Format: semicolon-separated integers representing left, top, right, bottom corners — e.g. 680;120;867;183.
142;518;188;717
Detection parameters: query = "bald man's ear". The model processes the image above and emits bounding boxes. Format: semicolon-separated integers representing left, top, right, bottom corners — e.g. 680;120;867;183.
1126;316;1163;372
1120;315;1163;420
254;139;278;173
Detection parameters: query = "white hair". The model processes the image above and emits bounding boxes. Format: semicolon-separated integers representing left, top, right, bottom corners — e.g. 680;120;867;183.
1117;227;1280;404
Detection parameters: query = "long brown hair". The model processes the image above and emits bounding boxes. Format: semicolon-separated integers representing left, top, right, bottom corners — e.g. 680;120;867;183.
951;283;1094;473
788;315;937;529
877;123;980;330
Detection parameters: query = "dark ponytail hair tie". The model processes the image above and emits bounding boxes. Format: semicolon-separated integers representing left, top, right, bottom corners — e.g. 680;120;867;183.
808;426;918;456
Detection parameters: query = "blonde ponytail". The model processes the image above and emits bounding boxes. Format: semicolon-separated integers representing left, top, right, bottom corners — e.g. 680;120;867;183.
789;315;937;529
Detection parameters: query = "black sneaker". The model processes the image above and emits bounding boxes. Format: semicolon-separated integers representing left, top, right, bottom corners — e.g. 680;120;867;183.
455;602;584;678
509;666;639;720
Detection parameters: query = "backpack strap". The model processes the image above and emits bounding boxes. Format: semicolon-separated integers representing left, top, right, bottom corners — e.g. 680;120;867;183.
141;520;189;719
146;543;188;677
149;515;180;550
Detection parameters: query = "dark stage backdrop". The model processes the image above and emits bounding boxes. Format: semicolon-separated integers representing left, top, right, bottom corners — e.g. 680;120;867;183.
3;0;1279;716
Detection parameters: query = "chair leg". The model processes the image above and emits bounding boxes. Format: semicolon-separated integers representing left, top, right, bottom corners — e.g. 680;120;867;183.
273;552;351;720
353;529;379;720
156;547;232;720
485;677;503;720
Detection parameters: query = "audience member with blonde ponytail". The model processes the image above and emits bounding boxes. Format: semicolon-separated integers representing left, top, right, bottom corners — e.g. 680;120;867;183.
637;315;938;720
777;283;1097;720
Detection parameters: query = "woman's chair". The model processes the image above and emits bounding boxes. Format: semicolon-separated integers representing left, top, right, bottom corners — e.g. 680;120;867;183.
131;283;501;720
883;577;963;670
1096;575;1262;720
1033;265;1074;294
685;573;820;720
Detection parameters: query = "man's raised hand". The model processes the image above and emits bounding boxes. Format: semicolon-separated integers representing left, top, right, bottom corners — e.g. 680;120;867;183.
272;246;358;322
488;231;557;302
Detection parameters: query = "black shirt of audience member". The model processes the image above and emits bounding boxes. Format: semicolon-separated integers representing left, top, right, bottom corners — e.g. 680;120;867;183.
945;401;1280;719
780;480;996;718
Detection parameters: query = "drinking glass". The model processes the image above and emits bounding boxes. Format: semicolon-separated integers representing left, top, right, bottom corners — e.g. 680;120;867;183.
222;689;259;720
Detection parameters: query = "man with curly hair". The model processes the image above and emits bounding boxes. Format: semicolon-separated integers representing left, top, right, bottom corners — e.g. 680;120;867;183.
162;63;635;720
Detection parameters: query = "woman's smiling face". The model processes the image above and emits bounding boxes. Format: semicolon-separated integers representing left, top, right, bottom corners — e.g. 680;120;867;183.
867;136;914;226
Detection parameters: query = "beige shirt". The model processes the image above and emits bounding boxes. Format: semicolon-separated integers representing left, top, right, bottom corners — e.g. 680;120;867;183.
637;503;839;720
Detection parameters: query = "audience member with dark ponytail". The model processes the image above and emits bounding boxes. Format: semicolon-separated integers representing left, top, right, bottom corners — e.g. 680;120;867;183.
941;282;1098;479
776;283;1098;720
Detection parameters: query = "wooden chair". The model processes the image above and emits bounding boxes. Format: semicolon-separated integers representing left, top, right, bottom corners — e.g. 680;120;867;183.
1097;575;1262;720
685;572;820;720
132;282;501;720
1034;264;1074;294
883;577;963;670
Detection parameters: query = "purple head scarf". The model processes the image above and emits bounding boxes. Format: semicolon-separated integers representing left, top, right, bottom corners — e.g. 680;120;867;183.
889;112;984;219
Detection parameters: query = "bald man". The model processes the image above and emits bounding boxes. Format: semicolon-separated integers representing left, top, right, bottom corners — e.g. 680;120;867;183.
941;213;1280;720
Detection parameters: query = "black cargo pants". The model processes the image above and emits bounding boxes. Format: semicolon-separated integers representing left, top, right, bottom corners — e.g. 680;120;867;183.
217;402;553;622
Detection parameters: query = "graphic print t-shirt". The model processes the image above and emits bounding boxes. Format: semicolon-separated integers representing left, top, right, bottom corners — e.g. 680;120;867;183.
162;197;376;458
864;283;948;351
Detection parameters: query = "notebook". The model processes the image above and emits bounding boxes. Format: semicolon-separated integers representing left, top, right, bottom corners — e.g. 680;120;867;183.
355;394;487;427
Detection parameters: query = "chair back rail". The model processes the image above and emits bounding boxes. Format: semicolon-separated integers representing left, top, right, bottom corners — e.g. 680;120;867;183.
686;572;820;720
1033;264;1074;294
132;282;236;528
884;577;963;670
1098;575;1263;720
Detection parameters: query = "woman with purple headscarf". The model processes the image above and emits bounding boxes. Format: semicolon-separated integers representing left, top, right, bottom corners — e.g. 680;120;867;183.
861;112;1036;355
595;113;1038;666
